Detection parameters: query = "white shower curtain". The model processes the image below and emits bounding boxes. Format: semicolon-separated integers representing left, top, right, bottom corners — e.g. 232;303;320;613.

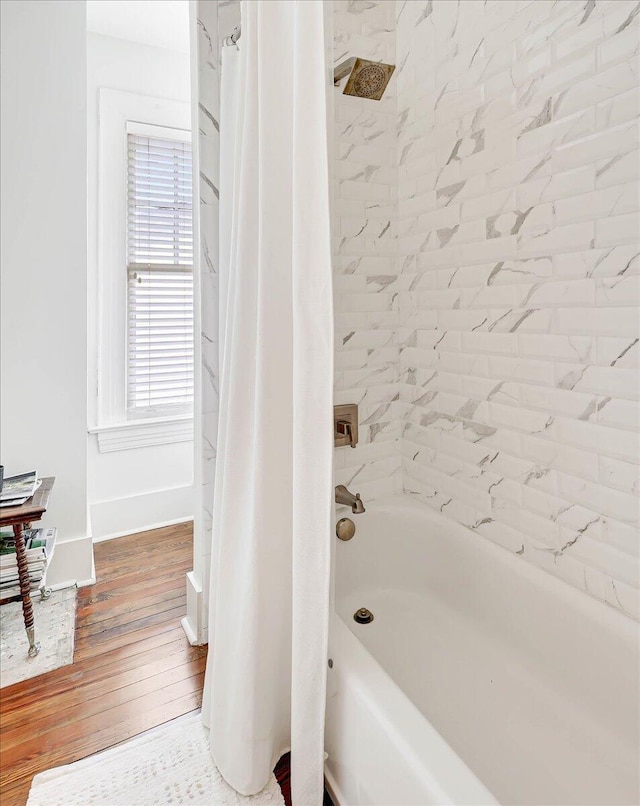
202;2;334;805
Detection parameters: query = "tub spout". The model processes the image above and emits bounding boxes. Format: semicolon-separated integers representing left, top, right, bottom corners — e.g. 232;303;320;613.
335;484;366;514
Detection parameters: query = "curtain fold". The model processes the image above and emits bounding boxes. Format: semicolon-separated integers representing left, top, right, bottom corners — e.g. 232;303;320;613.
202;2;333;804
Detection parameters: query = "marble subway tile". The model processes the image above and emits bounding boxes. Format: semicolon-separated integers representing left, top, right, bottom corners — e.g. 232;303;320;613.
554;306;639;336
330;0;639;619
596;86;640;129
597;335;640;367
595;211;640;247
554;59;639;120
595;148;639;189
555;182;639;226
600;455;640;495
598;18;640;67
517;164;595;209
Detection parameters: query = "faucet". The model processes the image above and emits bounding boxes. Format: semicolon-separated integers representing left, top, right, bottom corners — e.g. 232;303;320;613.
335;484;366;514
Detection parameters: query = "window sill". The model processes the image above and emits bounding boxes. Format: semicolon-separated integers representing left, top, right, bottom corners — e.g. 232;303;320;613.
88;415;193;453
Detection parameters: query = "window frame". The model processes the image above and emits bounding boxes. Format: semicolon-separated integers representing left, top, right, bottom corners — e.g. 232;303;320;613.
93;89;193;450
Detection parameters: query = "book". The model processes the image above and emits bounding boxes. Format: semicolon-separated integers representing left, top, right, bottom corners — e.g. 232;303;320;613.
0;529;54;551
0;471;40;507
0;527;56;601
0;526;58;566
0;560;46;573
0;528;56;566
0;569;45;586
0;579;44;599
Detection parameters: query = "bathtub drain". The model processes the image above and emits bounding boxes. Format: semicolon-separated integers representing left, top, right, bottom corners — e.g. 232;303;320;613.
353;607;374;624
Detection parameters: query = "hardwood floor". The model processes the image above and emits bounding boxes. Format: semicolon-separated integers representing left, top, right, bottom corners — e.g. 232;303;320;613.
0;523;205;806
0;522;318;806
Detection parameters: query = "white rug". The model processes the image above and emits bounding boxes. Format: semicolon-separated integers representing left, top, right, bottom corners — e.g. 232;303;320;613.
0;587;76;688
27;711;286;806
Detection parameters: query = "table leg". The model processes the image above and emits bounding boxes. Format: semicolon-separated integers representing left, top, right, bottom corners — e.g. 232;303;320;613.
13;523;40;657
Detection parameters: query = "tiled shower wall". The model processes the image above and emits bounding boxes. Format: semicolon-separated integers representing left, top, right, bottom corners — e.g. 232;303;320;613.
193;0;239;642
333;0;639;620
395;0;639;620
333;0;402;500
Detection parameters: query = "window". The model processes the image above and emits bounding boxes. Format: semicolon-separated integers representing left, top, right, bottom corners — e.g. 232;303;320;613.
126;126;194;416
91;90;193;452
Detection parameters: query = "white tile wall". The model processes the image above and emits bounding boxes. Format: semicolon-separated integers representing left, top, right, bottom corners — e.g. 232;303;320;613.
196;0;240;635
333;0;640;620
196;0;220;613
333;0;403;501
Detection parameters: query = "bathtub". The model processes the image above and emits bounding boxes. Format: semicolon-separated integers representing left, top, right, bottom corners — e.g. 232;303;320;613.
324;495;639;806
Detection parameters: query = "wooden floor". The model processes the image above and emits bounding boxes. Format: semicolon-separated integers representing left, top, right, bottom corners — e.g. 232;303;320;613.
0;523;206;806
0;522;318;806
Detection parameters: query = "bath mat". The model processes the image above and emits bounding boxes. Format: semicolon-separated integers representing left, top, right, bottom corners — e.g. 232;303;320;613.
27;711;286;806
0;587;76;688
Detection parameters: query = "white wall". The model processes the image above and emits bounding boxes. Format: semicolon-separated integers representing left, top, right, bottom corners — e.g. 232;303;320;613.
1;0;93;586
87;32;194;539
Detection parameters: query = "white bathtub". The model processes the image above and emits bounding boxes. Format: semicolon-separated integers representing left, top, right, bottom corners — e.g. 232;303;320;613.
324;495;640;806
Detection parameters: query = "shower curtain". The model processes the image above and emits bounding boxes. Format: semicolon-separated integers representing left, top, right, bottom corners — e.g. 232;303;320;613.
201;2;334;805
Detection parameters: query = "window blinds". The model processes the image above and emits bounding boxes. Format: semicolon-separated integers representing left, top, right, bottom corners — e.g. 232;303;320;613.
127;131;194;413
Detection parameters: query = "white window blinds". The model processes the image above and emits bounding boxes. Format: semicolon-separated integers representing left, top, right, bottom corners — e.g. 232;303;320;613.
126;129;194;414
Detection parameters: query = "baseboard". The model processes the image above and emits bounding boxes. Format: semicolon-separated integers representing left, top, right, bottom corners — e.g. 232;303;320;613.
77;546;97;588
49;577;95;592
182;570;207;645
181;615;199;645
46;534;95;590
93;515;194;543
89;484;194;541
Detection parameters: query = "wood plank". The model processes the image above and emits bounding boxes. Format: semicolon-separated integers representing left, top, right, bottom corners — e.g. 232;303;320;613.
90;539;193;569
86;549;193;582
2;682;204;787
87;545;194;583
74;597;186;640
1;647;205;733
0;699;203;806
72;614;184;663
91;526;191;563
75;583;186;624
2;656;207;749
1;631;205;711
77;562;191;604
0;777;31;806
93;524;191;558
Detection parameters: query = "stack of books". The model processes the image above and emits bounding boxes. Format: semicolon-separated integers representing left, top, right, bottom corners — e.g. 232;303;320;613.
0;527;57;599
0;470;40;508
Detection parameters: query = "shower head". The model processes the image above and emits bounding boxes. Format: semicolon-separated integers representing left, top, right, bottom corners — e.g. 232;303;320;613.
333;56;395;101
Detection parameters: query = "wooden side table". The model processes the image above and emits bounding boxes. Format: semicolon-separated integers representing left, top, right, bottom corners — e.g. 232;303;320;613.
0;477;55;657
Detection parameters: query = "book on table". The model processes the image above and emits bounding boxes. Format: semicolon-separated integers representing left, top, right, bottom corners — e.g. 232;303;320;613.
0;470;41;508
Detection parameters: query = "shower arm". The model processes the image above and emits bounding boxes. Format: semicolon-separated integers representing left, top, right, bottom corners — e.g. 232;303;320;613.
333;57;357;86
